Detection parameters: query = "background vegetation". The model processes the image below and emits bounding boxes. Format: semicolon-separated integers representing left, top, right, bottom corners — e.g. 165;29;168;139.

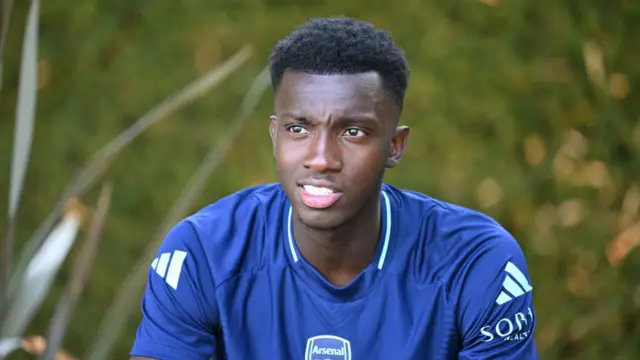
0;0;638;359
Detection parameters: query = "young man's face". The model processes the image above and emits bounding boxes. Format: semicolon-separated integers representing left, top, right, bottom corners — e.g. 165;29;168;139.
270;71;409;230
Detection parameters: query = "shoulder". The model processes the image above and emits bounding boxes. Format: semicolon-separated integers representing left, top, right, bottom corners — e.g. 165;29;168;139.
164;183;287;286
427;195;522;261
187;183;279;234
384;186;538;356
386;185;527;286
426;198;530;305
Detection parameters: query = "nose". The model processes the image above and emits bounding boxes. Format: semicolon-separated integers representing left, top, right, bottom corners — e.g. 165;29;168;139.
302;132;342;173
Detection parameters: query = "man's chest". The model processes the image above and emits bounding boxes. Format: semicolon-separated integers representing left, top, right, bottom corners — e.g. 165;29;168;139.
215;268;459;359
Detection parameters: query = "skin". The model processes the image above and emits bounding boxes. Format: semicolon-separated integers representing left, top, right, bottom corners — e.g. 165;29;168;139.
271;70;410;286
130;70;409;360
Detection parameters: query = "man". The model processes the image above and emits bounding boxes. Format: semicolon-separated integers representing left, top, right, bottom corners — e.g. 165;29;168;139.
130;17;538;359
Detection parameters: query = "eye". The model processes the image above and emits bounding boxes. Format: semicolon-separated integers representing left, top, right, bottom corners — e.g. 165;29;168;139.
286;124;308;134
344;127;365;137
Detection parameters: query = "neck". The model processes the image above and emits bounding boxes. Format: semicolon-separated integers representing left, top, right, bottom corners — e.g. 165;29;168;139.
293;194;381;286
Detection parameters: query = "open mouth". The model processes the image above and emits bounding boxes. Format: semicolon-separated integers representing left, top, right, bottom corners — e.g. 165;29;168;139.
299;185;343;209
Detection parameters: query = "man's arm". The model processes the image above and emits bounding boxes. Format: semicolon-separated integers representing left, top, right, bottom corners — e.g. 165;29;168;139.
129;219;220;360
456;230;538;359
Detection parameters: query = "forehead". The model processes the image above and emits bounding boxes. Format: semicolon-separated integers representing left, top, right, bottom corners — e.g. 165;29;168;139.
274;71;397;119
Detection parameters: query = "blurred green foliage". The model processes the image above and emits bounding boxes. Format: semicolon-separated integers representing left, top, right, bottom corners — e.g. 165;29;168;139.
1;0;639;359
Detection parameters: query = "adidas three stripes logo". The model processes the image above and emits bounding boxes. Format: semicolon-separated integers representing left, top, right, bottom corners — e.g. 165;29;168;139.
151;250;187;290
495;261;533;305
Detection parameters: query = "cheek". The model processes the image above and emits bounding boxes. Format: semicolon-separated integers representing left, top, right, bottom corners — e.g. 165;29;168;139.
347;148;387;180
274;142;300;170
357;145;387;166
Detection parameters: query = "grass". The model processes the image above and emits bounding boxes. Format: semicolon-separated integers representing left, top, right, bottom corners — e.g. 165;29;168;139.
0;2;268;358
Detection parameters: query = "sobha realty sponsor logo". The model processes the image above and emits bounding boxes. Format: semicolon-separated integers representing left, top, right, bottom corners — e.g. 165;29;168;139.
304;335;352;360
480;307;535;342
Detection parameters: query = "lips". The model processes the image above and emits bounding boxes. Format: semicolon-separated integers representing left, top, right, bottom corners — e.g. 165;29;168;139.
298;183;343;209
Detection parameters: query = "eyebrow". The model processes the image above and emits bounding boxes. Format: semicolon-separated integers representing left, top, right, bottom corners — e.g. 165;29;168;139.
341;116;380;125
280;113;380;125
280;113;310;123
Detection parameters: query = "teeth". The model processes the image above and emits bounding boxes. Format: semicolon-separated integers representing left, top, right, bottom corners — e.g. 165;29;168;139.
303;185;334;195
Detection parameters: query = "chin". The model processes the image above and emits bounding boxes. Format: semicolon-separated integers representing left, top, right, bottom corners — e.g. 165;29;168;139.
295;207;346;231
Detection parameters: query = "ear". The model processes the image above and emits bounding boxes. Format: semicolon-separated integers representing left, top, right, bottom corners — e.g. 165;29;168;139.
269;115;277;153
386;126;410;168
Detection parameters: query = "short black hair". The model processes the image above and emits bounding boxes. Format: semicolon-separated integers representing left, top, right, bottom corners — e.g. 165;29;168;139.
269;17;410;107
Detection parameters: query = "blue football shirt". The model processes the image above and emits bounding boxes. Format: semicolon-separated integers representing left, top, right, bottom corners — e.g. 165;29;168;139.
130;183;538;359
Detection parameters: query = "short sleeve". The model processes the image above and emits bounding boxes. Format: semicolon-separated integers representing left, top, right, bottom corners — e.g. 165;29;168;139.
130;220;219;360
456;230;538;359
